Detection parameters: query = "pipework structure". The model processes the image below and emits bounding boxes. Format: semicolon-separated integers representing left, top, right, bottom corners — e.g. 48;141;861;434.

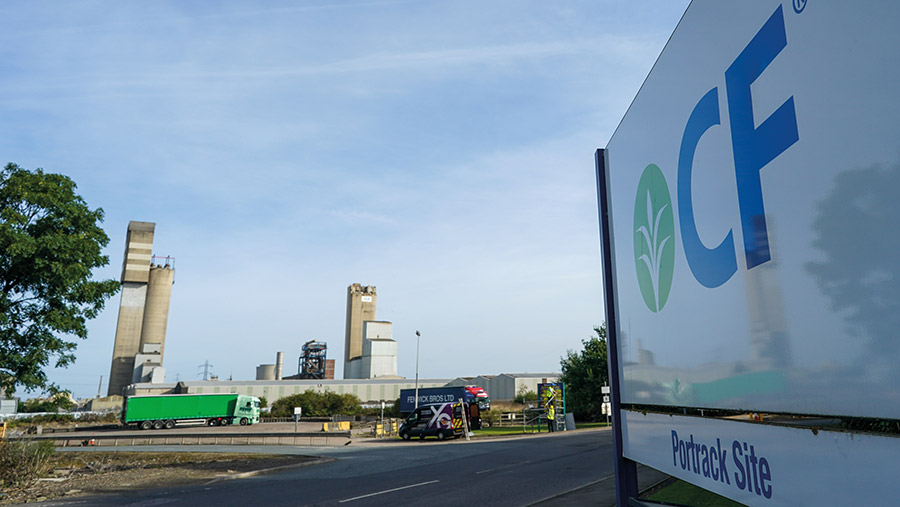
299;340;328;379
107;221;175;396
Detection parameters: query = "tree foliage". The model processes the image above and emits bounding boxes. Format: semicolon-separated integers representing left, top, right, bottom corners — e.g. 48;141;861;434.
270;390;362;417
19;393;75;413
0;163;119;394
514;388;538;404
559;324;609;421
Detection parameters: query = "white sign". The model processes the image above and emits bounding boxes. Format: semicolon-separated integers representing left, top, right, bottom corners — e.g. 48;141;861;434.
605;0;900;420
603;395;610;403
293;407;302;416
602;386;611;394
623;411;900;506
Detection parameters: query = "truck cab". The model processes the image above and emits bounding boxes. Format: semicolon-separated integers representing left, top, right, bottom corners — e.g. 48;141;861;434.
464;385;491;411
234;395;261;425
399;402;465;441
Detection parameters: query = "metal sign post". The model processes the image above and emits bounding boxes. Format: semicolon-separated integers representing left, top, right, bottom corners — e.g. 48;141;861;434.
596;148;638;506
293;406;302;433
460;402;470;441
602;386;611;426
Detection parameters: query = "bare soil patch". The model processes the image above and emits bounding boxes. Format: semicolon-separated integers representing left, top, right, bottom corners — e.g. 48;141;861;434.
0;451;316;505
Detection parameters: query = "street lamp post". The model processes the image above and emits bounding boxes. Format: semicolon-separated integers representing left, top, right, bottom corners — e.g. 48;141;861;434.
414;330;421;410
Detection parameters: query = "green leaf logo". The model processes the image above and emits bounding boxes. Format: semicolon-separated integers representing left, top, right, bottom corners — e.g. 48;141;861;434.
634;164;675;312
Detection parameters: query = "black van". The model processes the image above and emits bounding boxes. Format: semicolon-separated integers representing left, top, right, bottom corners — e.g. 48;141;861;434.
399;402;465;441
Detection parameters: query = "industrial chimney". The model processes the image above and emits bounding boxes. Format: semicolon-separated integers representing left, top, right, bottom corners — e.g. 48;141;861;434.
275;351;284;381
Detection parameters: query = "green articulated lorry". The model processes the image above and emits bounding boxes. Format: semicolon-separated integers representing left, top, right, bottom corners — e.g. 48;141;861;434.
123;393;261;430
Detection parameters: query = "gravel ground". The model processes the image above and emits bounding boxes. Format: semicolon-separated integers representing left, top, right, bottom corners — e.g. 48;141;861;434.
0;451;318;505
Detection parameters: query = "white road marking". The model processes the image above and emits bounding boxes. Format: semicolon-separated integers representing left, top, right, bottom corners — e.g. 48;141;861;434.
476;460;532;474
339;480;440;503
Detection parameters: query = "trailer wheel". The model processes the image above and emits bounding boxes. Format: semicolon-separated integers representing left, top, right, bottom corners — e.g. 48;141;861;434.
239;417;249;426
221;418;230;426
400;431;410;440
207;419;218;426
437;431;446;441
164;420;176;429
140;420;152;430
152;420;164;430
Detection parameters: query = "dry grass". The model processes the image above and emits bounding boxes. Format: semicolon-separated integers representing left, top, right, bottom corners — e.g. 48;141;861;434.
0;440;56;490
0;451;314;505
490;401;526;413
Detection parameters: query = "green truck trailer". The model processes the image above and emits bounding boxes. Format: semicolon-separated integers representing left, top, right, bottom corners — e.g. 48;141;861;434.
123;393;261;430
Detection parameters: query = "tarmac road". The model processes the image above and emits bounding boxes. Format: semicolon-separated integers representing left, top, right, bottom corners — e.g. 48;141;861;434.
38;428;667;507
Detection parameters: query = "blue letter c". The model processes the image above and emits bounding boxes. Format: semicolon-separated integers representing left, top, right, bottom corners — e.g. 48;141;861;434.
678;87;737;288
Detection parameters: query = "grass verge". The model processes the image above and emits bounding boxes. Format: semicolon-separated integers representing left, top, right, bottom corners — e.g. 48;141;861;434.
471;421;610;437
643;478;745;506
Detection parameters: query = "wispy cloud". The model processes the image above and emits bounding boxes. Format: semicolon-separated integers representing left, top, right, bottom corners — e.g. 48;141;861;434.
329;209;397;225
7;1;694;396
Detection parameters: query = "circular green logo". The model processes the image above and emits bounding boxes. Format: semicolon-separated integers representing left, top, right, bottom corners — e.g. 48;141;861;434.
634;164;675;312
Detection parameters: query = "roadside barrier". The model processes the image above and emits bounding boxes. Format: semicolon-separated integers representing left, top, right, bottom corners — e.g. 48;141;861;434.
322;421;350;432
11;430;351;448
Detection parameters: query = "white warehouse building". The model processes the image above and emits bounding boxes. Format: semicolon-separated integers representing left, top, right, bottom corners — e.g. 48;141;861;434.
446;373;560;401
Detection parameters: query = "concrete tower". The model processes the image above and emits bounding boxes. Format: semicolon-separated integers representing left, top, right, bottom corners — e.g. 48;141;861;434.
107;222;174;395
344;283;376;379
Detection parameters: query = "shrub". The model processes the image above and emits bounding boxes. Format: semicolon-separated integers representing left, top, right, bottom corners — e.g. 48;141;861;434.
0;440;55;489
481;410;502;428
4;413;75;429
75;412;120;424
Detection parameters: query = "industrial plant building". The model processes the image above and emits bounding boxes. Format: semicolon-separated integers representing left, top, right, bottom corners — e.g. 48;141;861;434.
107;221;174;396
343;284;399;379
126;378;454;403
125;372;559;405
113;274;558;408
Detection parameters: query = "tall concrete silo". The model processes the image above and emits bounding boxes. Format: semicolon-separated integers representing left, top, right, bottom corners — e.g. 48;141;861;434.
275;352;284;381
139;264;175;362
107;221;175;396
344;283;376;379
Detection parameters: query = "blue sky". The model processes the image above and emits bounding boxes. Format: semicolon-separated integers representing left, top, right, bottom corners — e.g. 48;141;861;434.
0;1;689;399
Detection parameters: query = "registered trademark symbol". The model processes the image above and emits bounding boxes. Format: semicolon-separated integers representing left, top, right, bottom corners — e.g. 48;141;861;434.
793;0;807;14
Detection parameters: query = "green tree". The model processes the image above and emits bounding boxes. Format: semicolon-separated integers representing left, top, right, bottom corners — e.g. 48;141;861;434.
20;393;74;413
270;390;362;417
0;163;119;395
514;388;538;404
388;397;401;417
559;324;609;421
